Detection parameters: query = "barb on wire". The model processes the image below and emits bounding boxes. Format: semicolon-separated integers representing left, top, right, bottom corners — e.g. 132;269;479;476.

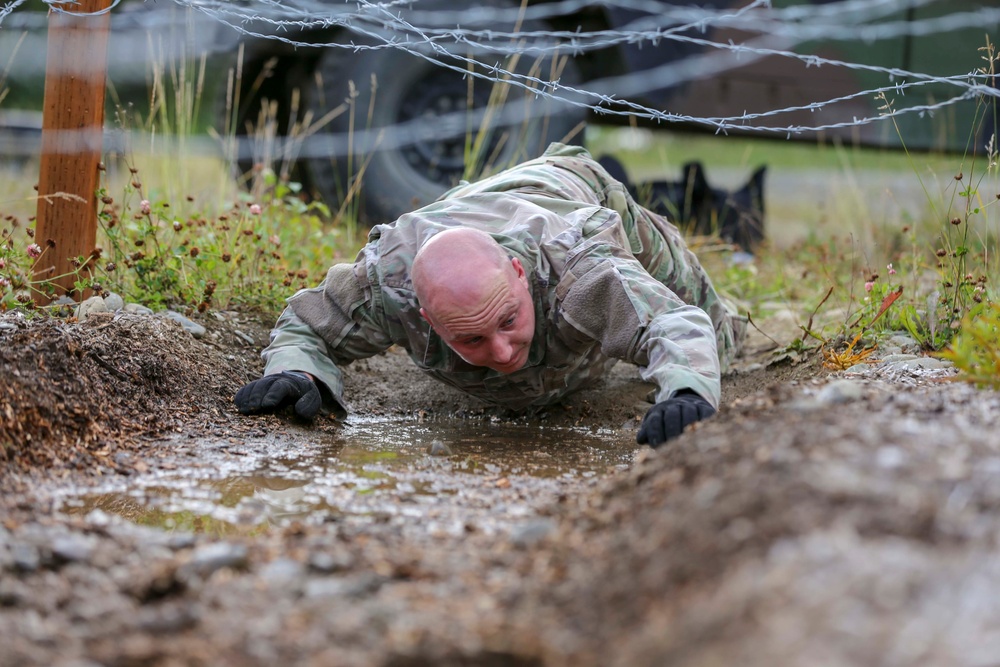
0;0;29;24
197;4;993;138
0;0;991;152
189;0;992;97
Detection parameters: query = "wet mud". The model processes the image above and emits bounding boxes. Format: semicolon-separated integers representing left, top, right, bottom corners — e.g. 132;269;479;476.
57;420;636;539
2;310;998;666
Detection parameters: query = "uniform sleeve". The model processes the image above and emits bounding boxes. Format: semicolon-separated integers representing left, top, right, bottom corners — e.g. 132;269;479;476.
558;246;722;409
260;263;394;417
262;309;350;417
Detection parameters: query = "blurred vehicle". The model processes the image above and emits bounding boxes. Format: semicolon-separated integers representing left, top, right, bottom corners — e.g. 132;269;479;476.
0;0;994;222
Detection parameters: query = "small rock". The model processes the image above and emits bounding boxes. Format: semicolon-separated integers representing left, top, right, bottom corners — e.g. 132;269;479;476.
887;333;921;354
510;519;556;548
233;329;255;345
261;558;305;588
304;572;385;599
75;296;108;321
876;446;906;469
308;551;354;574
52;295;77;307
694;478;724;507
162;311;206;338
879;353;919;363
427;440;453;457
724;517;755;542
50;534;94;564
136;602;200;633
180;542;247;580
124;303;154;316
167;533;196;550
906;357;953;370
11;543;40;572
787;398;821;413
0;579;29;606
84;509;115;527
815;379;865;405
103;292;125;311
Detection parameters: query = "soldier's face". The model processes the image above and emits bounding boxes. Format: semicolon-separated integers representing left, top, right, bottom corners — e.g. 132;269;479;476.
421;257;535;373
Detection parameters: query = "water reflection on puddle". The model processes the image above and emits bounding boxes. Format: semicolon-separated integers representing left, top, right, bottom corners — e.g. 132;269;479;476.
60;418;638;537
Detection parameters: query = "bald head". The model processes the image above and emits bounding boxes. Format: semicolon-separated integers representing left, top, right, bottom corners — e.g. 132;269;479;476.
412;228;536;373
412;228;511;313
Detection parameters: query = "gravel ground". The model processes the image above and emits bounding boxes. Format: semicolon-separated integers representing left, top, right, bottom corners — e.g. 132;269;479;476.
2;309;999;667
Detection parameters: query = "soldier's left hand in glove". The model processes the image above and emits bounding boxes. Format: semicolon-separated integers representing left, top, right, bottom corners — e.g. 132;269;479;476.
234;371;322;420
637;389;716;447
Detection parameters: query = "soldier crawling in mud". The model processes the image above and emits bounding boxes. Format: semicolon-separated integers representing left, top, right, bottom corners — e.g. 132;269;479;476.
234;143;746;447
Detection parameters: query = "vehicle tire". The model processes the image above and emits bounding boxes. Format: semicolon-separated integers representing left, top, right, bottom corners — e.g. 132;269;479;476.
301;1;586;224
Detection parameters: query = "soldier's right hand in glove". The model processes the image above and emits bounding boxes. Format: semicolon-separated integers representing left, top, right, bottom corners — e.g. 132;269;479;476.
637;389;716;447
234;371;322;420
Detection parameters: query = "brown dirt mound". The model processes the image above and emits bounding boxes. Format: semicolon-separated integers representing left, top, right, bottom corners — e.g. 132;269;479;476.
0;312;261;481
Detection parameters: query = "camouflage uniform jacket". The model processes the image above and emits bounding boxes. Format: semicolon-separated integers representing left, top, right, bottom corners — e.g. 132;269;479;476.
262;143;745;417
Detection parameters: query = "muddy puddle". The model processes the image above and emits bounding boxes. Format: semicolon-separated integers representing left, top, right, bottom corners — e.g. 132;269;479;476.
57;417;639;539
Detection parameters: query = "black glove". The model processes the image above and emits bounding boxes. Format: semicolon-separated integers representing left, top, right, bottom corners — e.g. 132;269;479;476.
637;389;716;447
234;371;322;420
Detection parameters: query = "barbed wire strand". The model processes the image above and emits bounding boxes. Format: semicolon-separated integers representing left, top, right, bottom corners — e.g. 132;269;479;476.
194;0;996;130
1;0;995;159
185;0;994;102
0;0;29;24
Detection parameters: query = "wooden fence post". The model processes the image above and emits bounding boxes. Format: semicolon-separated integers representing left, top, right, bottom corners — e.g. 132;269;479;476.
32;0;113;304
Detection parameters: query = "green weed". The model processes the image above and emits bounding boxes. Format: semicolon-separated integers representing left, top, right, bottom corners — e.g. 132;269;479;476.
0;22;370;315
90;163;353;312
789;39;999;363
939;302;1000;389
0;189;93;310
0;215;44;310
0;162;359;314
